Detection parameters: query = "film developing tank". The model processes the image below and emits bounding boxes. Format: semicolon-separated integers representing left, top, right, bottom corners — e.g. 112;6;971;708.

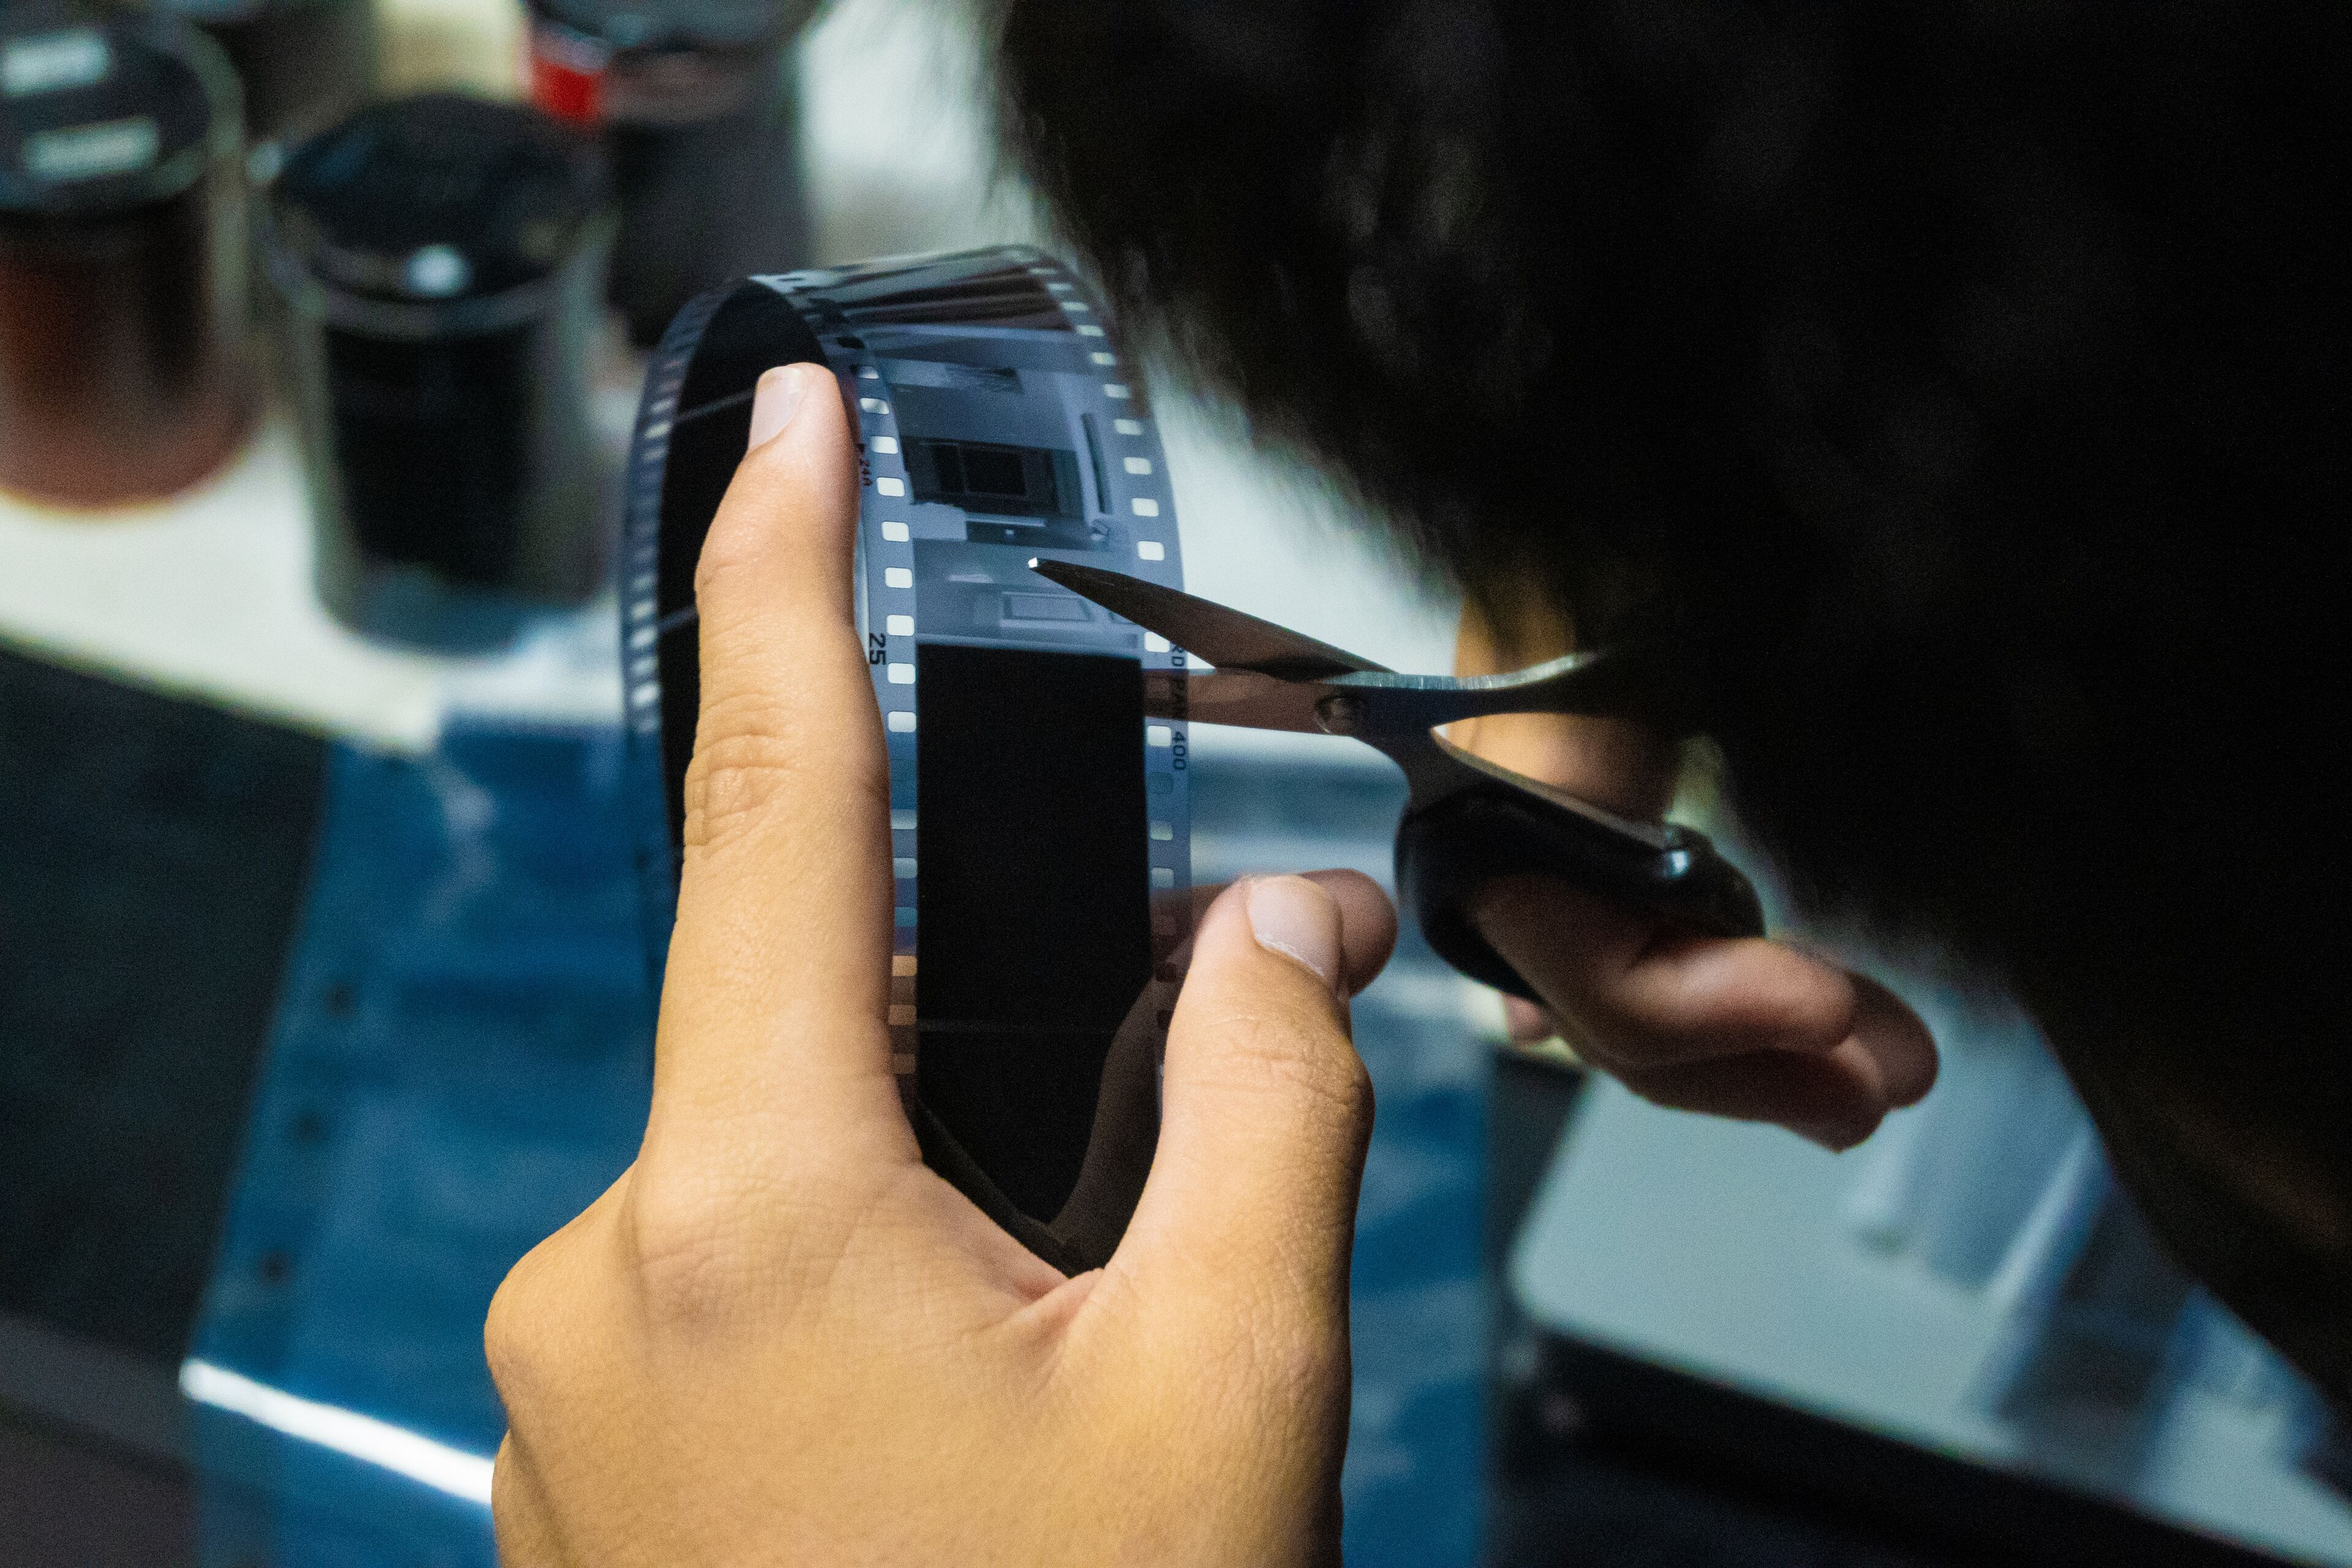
526;0;815;346
0;11;248;506
267;95;614;650
151;0;374;168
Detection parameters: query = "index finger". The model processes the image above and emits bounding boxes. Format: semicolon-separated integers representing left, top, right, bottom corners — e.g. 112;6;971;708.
1474;873;1858;1068
649;364;902;1152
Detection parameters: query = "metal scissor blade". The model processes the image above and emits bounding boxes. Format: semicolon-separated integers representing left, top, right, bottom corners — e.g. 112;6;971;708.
1141;668;1336;734
1027;559;1387;678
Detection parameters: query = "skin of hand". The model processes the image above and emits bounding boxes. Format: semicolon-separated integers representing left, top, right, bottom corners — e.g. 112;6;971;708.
486;364;1399;1567
1449;590;1938;1150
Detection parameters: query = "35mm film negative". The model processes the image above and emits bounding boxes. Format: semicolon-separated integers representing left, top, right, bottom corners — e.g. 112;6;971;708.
621;247;1193;1266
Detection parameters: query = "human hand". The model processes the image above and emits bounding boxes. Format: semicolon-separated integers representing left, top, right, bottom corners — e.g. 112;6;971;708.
486;364;1397;1566
1449;594;1936;1150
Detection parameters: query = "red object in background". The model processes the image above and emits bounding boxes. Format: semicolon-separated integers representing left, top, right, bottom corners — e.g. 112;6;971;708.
528;23;606;126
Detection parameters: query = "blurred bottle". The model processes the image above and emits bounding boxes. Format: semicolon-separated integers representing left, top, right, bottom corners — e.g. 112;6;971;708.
143;0;375;175
0;8;250;507
523;0;815;345
265;93;614;650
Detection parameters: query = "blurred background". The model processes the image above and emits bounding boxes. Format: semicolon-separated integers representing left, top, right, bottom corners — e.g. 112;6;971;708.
1;1;2347;1564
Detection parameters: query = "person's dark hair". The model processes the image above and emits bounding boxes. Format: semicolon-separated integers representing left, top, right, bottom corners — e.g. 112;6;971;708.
990;0;2352;1399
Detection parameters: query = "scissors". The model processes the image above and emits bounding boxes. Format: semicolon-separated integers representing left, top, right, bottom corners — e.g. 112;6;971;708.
1028;559;1766;1001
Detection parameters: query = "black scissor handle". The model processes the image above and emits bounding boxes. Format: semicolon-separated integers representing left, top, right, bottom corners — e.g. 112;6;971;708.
1395;785;1767;1001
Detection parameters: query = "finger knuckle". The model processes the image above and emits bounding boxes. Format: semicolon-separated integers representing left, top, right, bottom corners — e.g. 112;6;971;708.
681;695;815;850
692;472;790;600
622;1166;767;1327
484;1242;565;1403
1683;953;1853;1054
1778;967;1859;1050
1210;1011;1374;1135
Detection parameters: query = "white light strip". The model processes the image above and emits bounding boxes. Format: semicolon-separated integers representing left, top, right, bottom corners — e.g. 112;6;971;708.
179;1359;496;1506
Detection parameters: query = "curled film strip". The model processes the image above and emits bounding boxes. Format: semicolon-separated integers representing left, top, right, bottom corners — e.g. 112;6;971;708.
620;246;1193;1266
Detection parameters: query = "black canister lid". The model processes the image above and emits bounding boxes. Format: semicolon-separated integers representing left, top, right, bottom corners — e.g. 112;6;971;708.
526;0;812;55
156;0;351;26
0;12;236;216
269;93;608;322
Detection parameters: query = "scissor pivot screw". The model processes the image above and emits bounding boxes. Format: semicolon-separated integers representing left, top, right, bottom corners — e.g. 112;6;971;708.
1315;693;1366;736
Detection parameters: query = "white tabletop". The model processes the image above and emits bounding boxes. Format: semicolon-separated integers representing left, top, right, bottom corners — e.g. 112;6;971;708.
0;0;1455;756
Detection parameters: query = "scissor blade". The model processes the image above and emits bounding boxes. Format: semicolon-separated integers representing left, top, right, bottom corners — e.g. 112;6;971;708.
1140;669;1335;734
1027;559;1387;679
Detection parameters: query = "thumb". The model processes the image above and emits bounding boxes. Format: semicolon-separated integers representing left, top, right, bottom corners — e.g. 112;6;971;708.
1115;876;1375;1324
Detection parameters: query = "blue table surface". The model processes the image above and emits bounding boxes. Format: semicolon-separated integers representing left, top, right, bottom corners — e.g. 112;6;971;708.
188;724;1488;1566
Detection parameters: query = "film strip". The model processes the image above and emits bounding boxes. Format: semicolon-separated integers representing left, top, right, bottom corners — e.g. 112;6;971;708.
620;246;1193;1256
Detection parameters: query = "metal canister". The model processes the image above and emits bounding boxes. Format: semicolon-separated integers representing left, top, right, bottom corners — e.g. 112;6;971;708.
0;9;248;507
150;0;375;170
266;93;614;650
524;0;815;345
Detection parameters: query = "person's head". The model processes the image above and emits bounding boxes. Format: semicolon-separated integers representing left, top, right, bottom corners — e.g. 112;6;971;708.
992;0;2352;1396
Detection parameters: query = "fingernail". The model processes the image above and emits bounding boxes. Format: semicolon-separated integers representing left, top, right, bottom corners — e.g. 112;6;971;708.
1247;875;1342;993
747;364;810;452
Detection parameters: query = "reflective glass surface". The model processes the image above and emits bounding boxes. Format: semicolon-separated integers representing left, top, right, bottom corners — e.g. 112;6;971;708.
181;727;1490;1567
